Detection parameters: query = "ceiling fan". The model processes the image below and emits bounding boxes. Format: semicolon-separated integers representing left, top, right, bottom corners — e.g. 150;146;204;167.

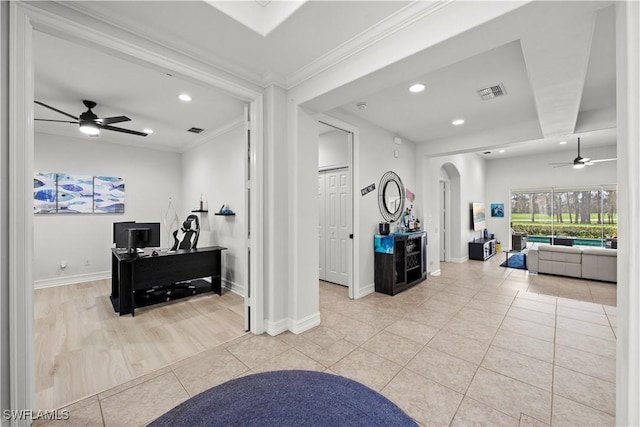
34;100;148;137
549;137;616;169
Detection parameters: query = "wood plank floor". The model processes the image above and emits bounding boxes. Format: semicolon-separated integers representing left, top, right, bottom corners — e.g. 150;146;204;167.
34;279;246;410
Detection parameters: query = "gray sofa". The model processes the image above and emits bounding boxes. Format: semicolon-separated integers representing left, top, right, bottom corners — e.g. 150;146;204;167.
528;244;617;283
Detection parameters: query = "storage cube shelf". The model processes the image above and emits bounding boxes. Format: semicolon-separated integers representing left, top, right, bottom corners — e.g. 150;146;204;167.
469;238;496;261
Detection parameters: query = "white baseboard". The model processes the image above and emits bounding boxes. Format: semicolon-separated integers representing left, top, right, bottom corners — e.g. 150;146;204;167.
265;318;289;336
221;278;245;297
264;312;321;336
451;256;468;263
34;271;111;289
430;269;442;276
354;283;374;299
288;312;321;334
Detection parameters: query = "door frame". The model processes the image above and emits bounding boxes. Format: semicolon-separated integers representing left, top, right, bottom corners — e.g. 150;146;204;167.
317;115;358;299
8;2;265;414
439;179;451;262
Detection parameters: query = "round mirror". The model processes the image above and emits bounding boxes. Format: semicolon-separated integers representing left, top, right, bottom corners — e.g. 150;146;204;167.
378;171;405;222
383;180;401;215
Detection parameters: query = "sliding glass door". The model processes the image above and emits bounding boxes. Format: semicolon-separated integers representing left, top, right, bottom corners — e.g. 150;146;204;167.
511;186;617;247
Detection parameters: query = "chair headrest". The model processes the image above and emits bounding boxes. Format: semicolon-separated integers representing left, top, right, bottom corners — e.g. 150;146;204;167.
183;214;199;231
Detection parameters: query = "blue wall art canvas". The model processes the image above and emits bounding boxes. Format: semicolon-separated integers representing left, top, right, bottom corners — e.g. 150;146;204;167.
491;203;505;218
56;174;94;214
33;172;58;214
34;173;126;214
94;176;125;213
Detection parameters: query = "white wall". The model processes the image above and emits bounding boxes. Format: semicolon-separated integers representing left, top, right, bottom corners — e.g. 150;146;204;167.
319;129;349;169
485;145;617;249
33;132;181;286
327;109;417;296
180;124;246;295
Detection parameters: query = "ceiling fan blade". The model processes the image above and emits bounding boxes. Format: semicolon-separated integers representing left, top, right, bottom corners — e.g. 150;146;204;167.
590;158;617;163
99;116;131;125
552;164;571;168
101;125;148;137
34;118;79;124
548;162;572;165
34;101;78;120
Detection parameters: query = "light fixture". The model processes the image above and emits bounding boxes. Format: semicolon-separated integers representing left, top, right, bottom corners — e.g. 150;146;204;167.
79;121;100;136
179;94;192;102
499;149;505;153
559;140;567;145
452;119;465;126
408;83;426;93
573;163;585;169
143;128;154;134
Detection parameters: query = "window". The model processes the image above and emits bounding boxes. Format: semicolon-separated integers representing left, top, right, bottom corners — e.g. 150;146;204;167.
511;186;617;247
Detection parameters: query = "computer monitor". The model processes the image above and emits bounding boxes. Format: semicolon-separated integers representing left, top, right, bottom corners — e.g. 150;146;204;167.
113;222;160;253
113;221;135;246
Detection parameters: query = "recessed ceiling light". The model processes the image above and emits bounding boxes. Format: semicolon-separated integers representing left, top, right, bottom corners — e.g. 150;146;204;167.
452;119;465;126
499;149;505;153
408;83;426;93
559;140;567;145
179;94;192;102
143;128;154;134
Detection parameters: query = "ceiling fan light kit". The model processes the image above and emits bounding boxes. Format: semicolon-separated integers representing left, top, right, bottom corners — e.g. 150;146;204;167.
548;137;616;169
34;100;148;137
79;121;100;136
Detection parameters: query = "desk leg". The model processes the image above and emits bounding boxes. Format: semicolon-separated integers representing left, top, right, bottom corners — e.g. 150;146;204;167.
211;250;222;296
130;263;136;317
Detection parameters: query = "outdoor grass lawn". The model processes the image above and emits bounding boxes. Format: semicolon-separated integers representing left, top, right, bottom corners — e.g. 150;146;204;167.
510;213;617;239
511;212;618;223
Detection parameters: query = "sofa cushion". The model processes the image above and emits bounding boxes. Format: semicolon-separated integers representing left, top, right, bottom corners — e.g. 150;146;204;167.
538;244;582;264
539;259;582;278
582;247;617;257
582;248;617;282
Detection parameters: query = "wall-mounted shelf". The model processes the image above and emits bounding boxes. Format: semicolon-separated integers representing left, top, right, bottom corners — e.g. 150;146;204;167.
191;210;209;213
215;213;236;216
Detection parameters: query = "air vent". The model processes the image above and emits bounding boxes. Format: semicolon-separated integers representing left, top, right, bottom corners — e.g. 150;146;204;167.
188;127;204;134
483;151;492;155
477;83;506;100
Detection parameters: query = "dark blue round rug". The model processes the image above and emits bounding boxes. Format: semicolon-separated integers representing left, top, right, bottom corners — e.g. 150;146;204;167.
148;370;416;426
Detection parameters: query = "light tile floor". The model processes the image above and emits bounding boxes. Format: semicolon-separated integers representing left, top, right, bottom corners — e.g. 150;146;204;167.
35;257;617;426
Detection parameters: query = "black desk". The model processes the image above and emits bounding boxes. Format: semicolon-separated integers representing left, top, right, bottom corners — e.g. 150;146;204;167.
111;246;226;316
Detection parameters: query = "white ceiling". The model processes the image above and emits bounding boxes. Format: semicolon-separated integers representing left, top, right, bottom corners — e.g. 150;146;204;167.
33;1;617;160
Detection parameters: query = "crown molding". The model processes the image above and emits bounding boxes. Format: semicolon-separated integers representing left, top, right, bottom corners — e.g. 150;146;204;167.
285;0;454;89
51;1;266;90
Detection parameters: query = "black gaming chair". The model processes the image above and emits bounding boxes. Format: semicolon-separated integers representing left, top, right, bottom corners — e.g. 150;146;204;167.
171;214;200;251
164;214;200;300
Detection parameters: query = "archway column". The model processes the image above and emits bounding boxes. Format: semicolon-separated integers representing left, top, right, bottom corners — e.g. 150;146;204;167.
615;2;640;425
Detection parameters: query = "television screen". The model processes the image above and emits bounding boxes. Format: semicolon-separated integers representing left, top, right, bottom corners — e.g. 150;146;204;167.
471;202;486;231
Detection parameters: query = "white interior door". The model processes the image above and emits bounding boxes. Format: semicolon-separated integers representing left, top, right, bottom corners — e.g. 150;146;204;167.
320;168;350;286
